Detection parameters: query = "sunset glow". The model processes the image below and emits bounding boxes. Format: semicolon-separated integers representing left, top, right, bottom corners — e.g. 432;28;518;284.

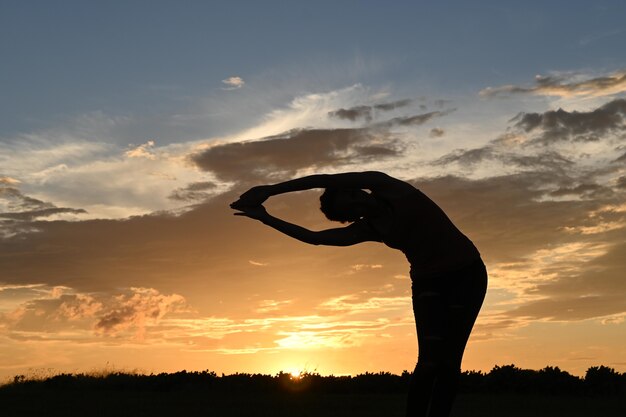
1;2;626;383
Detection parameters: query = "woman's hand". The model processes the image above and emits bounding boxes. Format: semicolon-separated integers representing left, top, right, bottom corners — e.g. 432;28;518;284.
230;185;273;210
233;204;270;222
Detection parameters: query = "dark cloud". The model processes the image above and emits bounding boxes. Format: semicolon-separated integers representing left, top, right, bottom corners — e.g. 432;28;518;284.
0;186;86;218
190;128;400;183
168;181;217;202
507;152;573;169
0;207;86;221
434;146;575;174
429;128;445;138
328;99;412;121
433;99;451;108
381;110;454;128
191;108;453;185
512;98;626;145
351;144;399;158
435;147;496;166
93;288;186;334
373;99;413;111
615;151;626;163
0;185;86;237
436;99;625;185
480;70;626;97
328;106;373;121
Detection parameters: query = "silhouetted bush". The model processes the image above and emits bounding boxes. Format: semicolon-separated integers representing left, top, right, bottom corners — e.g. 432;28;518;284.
2;364;625;397
585;366;624;395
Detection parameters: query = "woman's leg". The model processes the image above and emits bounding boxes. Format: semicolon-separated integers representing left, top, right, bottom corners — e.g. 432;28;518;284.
406;261;487;417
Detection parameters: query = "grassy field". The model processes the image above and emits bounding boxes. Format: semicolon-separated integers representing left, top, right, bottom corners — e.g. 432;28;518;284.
2;389;625;417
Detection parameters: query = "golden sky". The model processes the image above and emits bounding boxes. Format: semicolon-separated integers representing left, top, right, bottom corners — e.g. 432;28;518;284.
1;3;626;381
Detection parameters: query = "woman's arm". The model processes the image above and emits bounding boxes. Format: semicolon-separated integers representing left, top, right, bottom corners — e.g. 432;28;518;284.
232;171;408;208
234;206;380;246
269;171;394;194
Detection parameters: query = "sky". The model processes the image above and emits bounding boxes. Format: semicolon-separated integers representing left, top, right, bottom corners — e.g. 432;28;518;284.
1;1;626;381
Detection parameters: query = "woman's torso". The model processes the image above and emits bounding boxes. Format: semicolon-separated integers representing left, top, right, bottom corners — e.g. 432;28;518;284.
368;187;481;278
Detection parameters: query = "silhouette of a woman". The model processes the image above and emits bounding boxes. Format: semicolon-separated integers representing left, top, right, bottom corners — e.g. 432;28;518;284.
231;171;487;417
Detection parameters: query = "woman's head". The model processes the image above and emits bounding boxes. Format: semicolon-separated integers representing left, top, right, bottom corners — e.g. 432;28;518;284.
319;187;372;223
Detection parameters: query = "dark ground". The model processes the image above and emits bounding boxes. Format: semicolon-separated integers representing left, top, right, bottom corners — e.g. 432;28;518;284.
2;390;626;417
1;367;625;417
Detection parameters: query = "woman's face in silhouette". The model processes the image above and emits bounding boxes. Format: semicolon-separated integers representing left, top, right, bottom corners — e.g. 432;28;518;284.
331;188;373;222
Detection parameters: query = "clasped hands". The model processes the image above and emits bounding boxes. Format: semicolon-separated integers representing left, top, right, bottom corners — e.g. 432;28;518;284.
230;185;272;221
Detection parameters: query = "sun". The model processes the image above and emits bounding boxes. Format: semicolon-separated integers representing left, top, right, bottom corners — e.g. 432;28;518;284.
289;369;302;379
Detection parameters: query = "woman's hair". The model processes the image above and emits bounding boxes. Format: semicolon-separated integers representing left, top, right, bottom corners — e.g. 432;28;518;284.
320;187;353;223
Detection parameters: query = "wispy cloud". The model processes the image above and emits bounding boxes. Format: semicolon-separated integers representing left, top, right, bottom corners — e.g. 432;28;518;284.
222;76;245;90
125;140;157;160
328;99;412;121
480;69;626;98
429;127;445;138
0;182;86;237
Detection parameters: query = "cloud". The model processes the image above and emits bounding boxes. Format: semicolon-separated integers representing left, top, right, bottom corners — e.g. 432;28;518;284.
377;109;455;128
350;264;383;272
0;286;188;340
328;105;374;121
373;99;413;111
248;260;269;267
435;147;497;167
549;183;614;200
505;295;626;322
124;140;156;160
94;287;187;336
255;299;292;313
168;181;217;202
480;69;626;98
415;172;626;329
0;166;624;344
426;99;626;329
222;76;245;90
579;28;625;47
2;84;625;357
0;116;213;220
318;294;410;314
0;177;20;185
0;184;86;237
436;147;576;177
435;99;626;183
190;127;401;183
429;127;445;138
512;98;626;145
328;99;412;121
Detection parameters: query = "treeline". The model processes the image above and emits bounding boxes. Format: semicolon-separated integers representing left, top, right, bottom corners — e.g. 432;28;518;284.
3;365;626;396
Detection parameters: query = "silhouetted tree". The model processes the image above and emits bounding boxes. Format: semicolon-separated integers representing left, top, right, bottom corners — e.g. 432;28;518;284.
585;366;624;395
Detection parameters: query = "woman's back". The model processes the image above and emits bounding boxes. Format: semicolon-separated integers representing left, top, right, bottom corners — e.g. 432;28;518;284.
372;188;480;277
